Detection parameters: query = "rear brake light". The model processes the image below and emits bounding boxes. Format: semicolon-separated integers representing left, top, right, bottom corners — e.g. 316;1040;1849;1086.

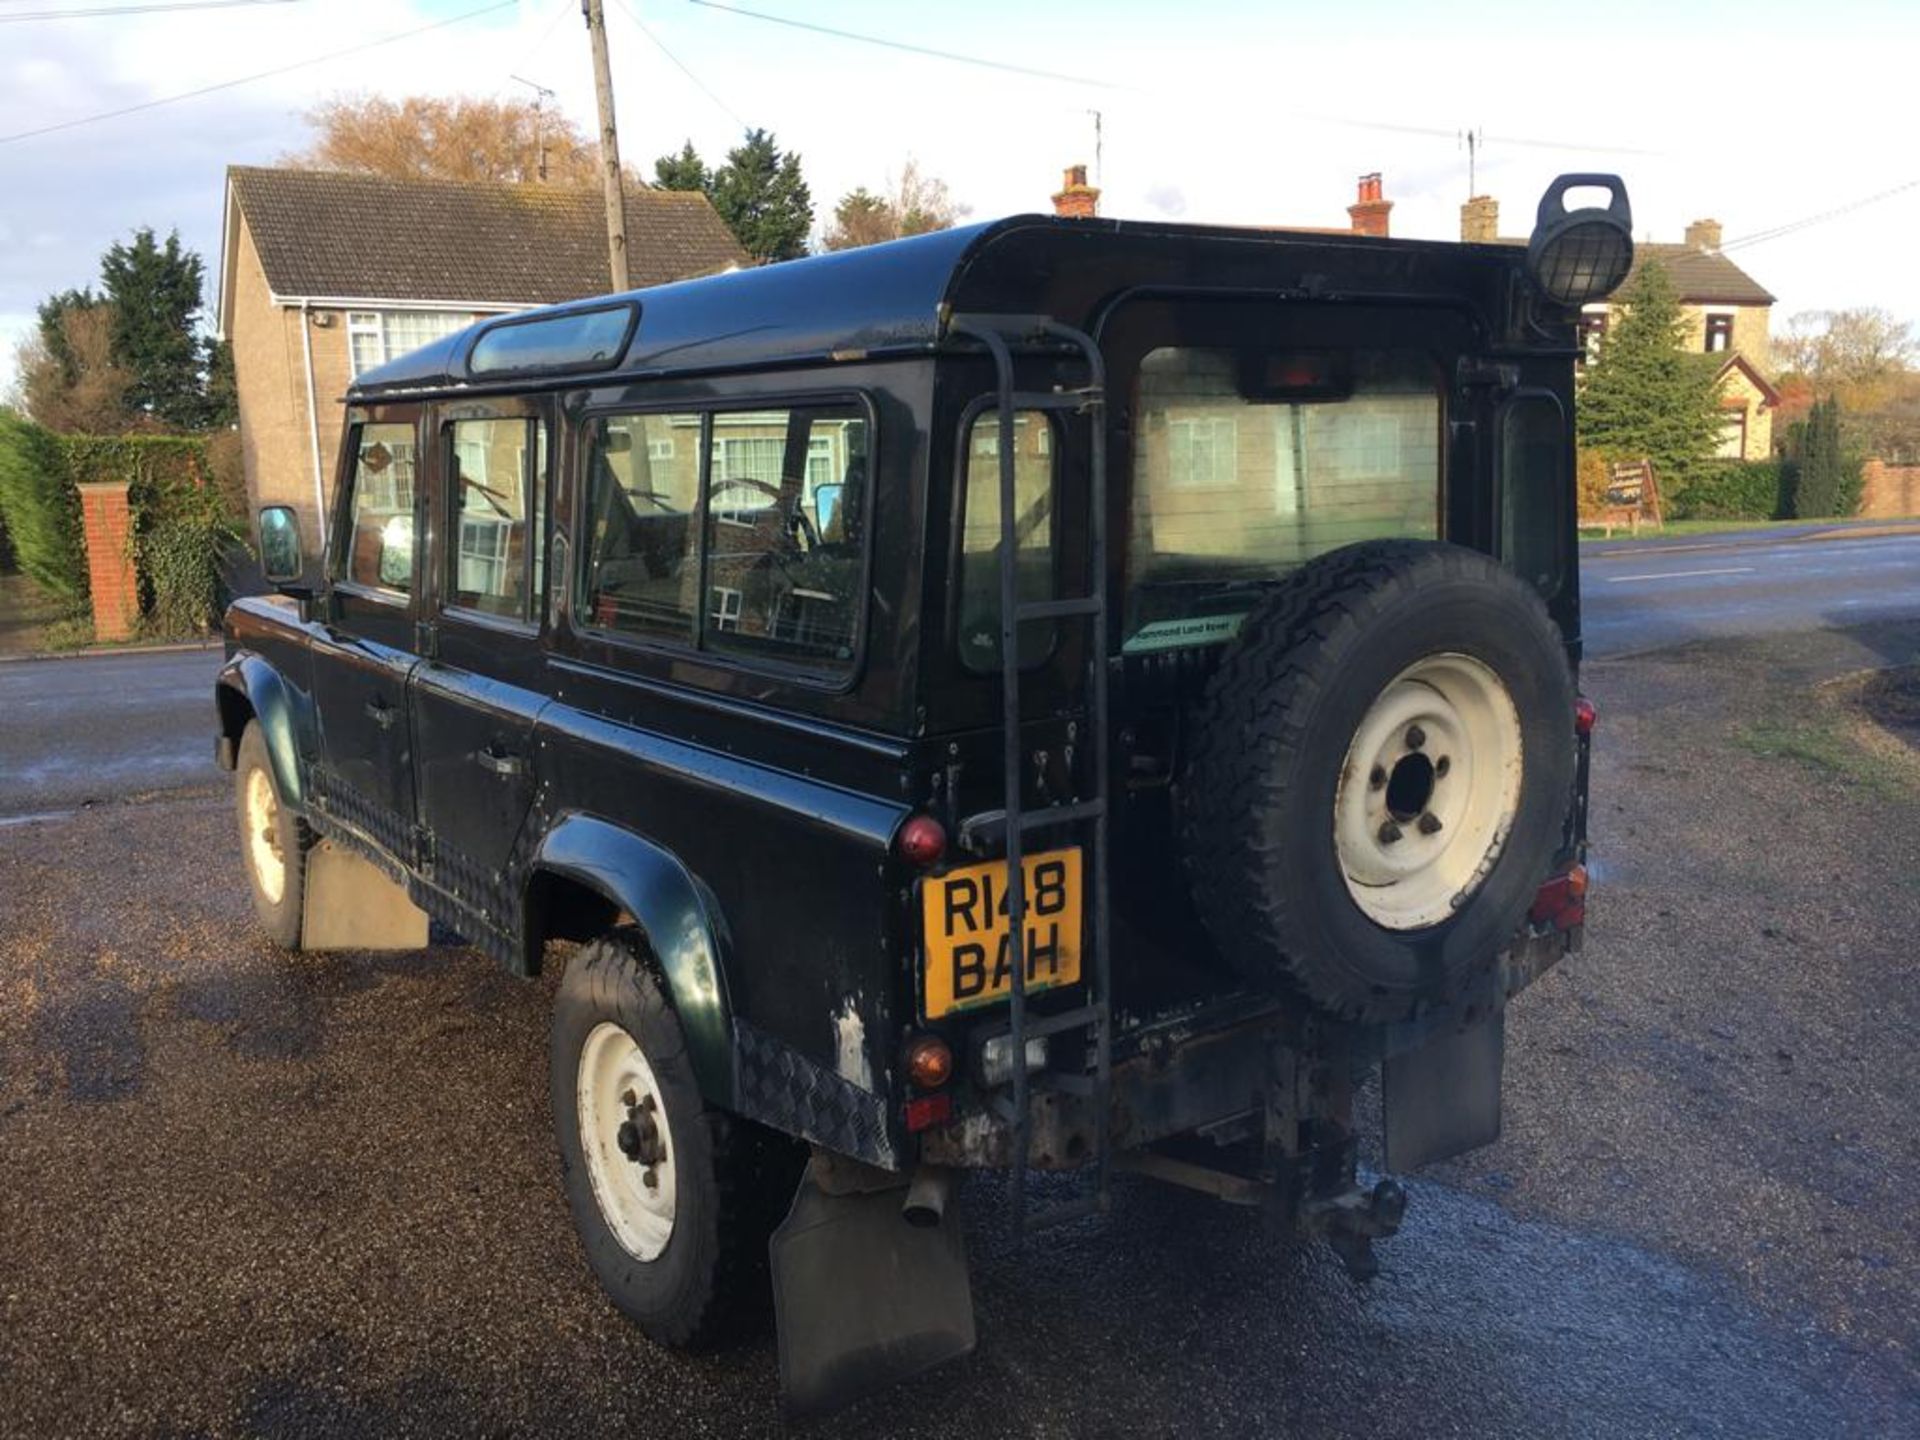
904;1093;953;1133
896;814;947;868
1575;698;1597;736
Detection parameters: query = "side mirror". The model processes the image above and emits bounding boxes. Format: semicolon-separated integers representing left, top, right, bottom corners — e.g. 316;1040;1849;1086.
813;482;845;540
258;505;303;583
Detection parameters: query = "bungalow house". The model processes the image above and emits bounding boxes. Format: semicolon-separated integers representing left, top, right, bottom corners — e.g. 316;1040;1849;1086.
1461;197;1779;460
215;165;748;549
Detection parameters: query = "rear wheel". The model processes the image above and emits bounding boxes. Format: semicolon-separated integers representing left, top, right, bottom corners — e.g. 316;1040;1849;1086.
234;720;307;948
1179;541;1576;1022
551;931;801;1347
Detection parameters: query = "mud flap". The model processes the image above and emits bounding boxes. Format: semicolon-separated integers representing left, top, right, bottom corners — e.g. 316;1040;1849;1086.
770;1170;975;1417
300;839;429;951
1382;1009;1504;1172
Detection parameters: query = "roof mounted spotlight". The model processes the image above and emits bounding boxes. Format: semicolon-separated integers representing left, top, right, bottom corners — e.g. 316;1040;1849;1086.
1526;174;1634;308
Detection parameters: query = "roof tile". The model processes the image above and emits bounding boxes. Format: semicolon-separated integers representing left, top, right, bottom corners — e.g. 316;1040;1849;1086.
228;165;748;304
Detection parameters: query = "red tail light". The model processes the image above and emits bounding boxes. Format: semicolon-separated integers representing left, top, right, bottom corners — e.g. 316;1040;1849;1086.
1575;698;1597;737
904;1093;953;1133
896;814;947;868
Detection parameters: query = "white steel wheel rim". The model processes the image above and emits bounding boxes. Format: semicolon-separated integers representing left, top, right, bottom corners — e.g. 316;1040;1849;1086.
244;765;286;906
1333;652;1524;931
577;1021;678;1262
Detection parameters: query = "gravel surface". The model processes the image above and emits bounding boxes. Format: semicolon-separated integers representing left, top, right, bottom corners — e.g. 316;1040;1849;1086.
2;625;1917;1438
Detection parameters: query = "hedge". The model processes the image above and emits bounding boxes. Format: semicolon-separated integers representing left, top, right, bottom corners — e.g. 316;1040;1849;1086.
0;416;242;635
1667;460;1788;521
0;410;88;604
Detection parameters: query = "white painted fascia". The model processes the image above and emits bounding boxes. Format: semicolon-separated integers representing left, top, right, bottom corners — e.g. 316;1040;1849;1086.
265;293;532;315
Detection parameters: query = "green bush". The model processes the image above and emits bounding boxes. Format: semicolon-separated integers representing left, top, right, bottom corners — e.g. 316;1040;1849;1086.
1782;397;1863;519
1669;460;1788;521
0;411;88;604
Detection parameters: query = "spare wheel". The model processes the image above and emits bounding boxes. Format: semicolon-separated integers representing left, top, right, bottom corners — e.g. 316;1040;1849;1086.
1178;540;1576;1023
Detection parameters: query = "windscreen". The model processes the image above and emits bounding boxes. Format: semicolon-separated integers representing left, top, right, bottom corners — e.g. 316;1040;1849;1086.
1123;347;1441;652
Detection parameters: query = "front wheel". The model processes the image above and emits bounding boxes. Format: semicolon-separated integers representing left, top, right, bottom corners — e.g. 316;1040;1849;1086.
550;931;800;1347
234;720;307;948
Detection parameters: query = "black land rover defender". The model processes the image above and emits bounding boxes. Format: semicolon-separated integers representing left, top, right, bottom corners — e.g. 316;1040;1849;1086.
217;175;1630;1413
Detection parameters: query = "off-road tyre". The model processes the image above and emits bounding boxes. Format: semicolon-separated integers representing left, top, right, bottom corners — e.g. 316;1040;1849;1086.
1179;541;1576;1023
551;930;802;1348
235;720;310;948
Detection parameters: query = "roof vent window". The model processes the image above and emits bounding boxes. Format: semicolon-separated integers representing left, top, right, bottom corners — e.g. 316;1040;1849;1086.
467;303;639;378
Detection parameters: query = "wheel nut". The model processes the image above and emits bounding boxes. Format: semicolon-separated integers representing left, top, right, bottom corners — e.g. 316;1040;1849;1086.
1435;756;1450;777
1369;765;1387;790
1417;813;1443;835
1378;821;1403;844
1405;725;1426;750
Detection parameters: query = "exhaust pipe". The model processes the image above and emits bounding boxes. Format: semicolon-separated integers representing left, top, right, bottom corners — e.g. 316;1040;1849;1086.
902;1165;956;1228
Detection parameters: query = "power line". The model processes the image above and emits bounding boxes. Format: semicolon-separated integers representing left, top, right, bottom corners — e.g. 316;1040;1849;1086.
612;0;748;133
0;0;520;146
1719;176;1920;254
0;0;298;18
686;0;1132;92
685;0;1651;157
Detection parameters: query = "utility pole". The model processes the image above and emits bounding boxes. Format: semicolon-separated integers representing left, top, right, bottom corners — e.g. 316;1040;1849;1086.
583;0;629;291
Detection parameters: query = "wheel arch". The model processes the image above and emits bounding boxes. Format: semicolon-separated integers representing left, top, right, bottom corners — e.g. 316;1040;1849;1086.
217;654;305;810
524;812;736;1106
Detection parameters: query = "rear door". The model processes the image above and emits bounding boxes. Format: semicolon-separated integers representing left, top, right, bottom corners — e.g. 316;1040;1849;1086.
407;397;554;936
309;410;425;862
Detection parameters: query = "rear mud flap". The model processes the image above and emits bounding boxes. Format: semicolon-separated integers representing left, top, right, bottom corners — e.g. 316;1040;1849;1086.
770;1171;975;1417
300;838;429;951
1382;1010;1504;1172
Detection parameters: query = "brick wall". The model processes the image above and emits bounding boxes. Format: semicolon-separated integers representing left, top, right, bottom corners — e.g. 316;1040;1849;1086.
1860;459;1920;518
76;482;137;642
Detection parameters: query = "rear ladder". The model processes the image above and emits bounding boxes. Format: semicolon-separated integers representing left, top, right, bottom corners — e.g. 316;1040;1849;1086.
949;313;1113;1235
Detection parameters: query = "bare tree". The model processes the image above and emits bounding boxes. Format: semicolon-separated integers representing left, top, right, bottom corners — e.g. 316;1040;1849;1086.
1774;307;1917;385
822;159;969;251
286;93;604;186
17;306;135;435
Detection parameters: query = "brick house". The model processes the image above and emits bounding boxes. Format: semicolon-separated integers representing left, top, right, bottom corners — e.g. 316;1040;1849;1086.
215;166;747;548
1460;197;1779;460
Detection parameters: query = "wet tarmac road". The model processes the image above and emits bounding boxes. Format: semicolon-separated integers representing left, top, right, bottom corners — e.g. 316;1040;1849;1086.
0;647;223;817
3;603;1920;1436
1581;531;1920;656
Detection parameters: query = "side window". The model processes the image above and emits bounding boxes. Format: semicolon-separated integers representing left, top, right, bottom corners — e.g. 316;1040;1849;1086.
341;421;418;594
447;416;546;621
1500;395;1567;599
703;404;867;674
957;408;1055;671
579;412;704;642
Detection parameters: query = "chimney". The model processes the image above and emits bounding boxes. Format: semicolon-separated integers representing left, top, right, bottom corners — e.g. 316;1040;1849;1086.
1348;172;1391;238
1460;194;1499;243
1052;163;1100;219
1685;218;1723;252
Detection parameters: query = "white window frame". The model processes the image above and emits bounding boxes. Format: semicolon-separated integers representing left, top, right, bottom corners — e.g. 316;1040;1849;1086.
1167;414;1239;489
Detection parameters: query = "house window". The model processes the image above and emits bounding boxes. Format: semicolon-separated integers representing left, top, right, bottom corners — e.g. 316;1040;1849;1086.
1167;414;1239;488
1705;313;1735;354
1576;309;1610;363
346;310;482;376
709;585;743;632
1716;408;1748;460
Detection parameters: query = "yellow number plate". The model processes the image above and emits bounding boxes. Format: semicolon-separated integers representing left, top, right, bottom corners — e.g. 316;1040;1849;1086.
920;847;1083;1019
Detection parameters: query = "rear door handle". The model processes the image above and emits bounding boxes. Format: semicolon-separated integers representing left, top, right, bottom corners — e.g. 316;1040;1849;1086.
364;698;398;729
478;745;525;778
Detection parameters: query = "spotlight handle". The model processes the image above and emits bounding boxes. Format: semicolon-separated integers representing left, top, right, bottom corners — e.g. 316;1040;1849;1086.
1535;174;1631;232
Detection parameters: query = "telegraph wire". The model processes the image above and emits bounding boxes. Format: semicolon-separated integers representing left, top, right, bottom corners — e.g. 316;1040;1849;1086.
1718;176;1920;254
612;0;750;133
0;0;520;145
0;0;299;19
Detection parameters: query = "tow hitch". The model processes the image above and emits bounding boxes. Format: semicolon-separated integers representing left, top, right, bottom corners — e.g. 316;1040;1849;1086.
1303;1178;1407;1281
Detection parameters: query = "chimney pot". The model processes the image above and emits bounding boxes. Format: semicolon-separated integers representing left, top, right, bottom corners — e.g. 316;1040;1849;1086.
1460;194;1499;244
1053;161;1100;219
1348;172;1392;238
1684;218;1723;252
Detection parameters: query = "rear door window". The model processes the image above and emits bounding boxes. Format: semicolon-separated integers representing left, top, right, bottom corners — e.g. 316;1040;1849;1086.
447;416;548;621
956;407;1056;671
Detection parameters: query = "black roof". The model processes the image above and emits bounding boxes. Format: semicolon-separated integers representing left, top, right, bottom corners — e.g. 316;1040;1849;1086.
348;214;1530;398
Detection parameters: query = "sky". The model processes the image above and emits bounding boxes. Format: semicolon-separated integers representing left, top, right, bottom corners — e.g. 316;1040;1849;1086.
3;0;1918;398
